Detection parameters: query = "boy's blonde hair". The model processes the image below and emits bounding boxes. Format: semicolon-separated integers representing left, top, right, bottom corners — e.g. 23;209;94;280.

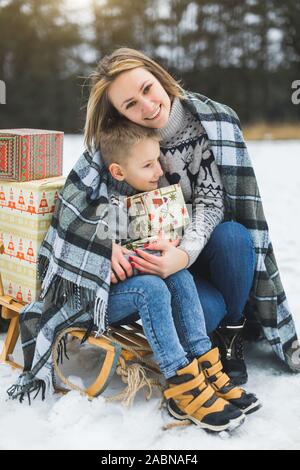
84;47;184;152
100;119;160;168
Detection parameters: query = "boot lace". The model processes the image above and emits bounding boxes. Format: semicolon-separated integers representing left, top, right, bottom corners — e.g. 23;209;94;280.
234;334;244;361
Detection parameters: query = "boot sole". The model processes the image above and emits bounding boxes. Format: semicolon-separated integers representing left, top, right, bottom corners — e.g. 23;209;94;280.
242;400;262;415
167;402;246;433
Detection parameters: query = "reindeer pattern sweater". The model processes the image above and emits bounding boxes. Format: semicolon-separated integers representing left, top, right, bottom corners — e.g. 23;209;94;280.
157;97;225;268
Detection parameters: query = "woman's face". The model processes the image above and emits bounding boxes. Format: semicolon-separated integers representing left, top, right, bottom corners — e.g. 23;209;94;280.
108;67;171;128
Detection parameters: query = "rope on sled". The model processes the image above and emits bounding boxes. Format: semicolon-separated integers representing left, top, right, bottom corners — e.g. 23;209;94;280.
163;421;192;430
106;355;163;407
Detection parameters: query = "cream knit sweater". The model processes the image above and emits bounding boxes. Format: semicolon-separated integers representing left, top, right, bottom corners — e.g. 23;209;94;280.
158;97;225;267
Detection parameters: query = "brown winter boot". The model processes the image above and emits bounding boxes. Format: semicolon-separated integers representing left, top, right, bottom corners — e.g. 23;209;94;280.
197;348;261;415
164;358;245;432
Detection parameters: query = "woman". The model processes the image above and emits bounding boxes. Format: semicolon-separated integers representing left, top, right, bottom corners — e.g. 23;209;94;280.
92;51;255;385
84;48;300;381
8;48;299;425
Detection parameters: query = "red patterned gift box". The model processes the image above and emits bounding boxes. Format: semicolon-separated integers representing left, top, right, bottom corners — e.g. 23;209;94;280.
0;128;63;182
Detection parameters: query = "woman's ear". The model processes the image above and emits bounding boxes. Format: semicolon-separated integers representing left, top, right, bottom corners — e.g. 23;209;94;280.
109;163;125;181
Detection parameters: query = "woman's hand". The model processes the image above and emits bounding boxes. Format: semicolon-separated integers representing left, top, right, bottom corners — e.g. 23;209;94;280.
128;238;189;279
110;242;135;284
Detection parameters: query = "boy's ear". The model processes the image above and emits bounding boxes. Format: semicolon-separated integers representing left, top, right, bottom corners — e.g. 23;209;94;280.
109;163;125;181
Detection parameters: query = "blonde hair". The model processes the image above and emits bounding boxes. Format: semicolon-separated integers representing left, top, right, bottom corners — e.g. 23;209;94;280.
100;119;160;168
84;47;184;152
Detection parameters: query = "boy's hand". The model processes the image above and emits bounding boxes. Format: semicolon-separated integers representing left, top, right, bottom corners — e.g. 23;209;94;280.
110;242;135;284
128;235;189;279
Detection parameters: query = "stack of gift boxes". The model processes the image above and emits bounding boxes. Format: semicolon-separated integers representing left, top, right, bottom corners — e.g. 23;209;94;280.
0;129;66;304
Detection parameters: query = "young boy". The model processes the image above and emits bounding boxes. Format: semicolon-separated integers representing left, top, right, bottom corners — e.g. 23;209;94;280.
100;120;187;273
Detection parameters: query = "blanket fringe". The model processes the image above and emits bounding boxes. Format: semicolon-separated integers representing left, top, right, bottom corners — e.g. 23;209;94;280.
80;319;95;344
7;377;46;404
38;262;108;336
56;335;69;363
38;254;109;346
94;295;107;337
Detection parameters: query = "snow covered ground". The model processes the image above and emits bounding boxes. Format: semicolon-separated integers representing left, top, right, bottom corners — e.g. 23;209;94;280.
1;137;300;450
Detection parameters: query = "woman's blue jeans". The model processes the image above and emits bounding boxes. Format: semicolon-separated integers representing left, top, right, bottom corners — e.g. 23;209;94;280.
107;221;256;379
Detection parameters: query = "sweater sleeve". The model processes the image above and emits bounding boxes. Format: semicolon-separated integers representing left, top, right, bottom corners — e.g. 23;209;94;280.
178;137;225;268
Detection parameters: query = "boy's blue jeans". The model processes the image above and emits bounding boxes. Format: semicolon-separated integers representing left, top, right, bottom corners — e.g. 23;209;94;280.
107;221;256;379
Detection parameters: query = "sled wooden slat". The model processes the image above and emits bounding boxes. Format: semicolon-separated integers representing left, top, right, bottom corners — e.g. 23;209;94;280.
0;290;25;369
108;325;152;350
0;308;22;369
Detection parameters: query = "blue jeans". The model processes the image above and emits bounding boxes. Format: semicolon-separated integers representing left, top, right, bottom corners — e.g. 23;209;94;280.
107;221;256;379
188;221;256;333
107;269;211;378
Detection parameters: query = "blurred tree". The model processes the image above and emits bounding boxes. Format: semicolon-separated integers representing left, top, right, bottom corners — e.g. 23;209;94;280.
163;0;299;123
275;0;300;68
0;0;299;130
92;0;157;56
0;0;84;131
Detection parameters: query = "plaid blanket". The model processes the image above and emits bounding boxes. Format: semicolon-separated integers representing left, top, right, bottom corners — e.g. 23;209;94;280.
184;91;300;371
7;151;140;401
7;91;300;403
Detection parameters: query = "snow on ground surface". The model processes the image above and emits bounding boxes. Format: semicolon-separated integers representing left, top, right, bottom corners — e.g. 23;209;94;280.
1;137;300;450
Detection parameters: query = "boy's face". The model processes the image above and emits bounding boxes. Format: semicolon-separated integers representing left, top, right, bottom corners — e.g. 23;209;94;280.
109;138;163;192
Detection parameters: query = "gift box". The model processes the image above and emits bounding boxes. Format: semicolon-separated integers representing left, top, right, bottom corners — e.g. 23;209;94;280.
0;176;66;303
0;128;63;182
122;183;190;250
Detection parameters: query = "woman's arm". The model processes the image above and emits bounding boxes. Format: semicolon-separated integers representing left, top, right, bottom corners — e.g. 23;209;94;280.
178;137;225;268
113;137;224;278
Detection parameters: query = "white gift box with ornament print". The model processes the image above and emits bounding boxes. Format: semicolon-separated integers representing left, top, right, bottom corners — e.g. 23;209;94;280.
122;183;190;250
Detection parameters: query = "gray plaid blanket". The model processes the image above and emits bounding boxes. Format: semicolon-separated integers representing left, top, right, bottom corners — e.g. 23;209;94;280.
7;91;300;403
184;91;300;371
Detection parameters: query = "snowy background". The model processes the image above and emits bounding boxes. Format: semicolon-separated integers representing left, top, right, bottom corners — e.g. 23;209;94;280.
0;136;300;450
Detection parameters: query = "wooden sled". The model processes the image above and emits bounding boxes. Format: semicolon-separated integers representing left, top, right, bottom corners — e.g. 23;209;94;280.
52;323;161;401
0;262;161;401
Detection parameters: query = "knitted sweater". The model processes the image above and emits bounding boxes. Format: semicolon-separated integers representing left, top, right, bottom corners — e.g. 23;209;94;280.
157;97;225;268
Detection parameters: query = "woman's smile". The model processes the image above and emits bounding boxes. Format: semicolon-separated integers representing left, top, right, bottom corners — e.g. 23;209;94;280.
145;105;162;121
